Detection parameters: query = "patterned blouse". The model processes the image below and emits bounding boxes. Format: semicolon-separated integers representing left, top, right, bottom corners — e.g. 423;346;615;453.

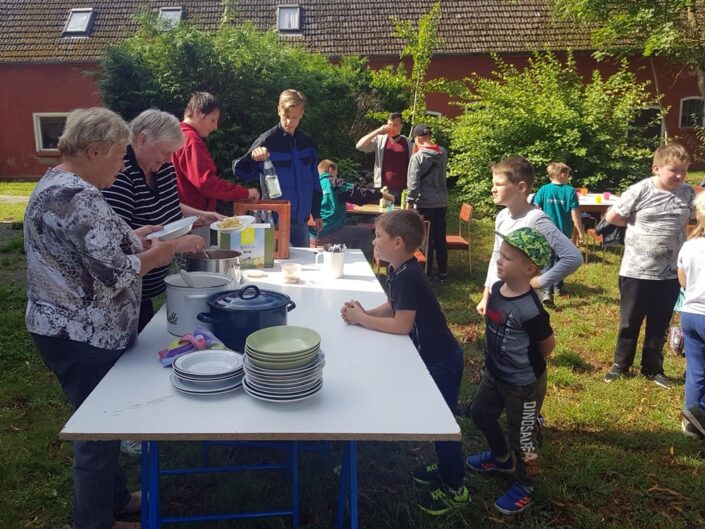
25;168;143;350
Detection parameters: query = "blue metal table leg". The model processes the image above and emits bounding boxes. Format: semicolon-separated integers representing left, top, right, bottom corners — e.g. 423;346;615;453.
147;441;160;528
140;441;149;529
291;441;299;529
348;441;358;529
335;444;349;529
336;441;359;529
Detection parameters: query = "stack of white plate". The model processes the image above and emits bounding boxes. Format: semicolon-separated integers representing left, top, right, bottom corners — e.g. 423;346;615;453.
242;326;324;403
170;350;244;395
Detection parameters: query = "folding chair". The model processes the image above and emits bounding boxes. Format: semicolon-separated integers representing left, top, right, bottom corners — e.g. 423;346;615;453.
446;203;473;272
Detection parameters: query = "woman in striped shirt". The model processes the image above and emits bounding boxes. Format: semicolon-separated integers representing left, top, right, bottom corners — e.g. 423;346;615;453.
103;109;214;332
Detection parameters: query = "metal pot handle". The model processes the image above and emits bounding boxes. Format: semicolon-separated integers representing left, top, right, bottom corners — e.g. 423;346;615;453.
197;312;218;324
238;284;261;300
287;300;296;312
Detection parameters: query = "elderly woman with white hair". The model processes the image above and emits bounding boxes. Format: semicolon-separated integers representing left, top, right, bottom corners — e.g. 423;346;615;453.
25;107;187;529
103;108;216;332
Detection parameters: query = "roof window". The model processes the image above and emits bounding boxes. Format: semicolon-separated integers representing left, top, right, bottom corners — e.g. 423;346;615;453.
63;8;95;37
158;7;183;28
277;5;301;32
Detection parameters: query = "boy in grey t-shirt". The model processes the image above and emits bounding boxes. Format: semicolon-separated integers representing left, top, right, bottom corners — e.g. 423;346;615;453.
604;143;694;388
467;228;555;515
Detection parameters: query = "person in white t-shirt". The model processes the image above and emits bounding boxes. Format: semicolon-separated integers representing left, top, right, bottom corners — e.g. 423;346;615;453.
603;143;694;388
678;190;705;439
475;155;582;317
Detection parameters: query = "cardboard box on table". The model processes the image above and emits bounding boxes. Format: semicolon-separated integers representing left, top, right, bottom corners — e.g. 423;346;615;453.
232;200;291;260
218;224;275;268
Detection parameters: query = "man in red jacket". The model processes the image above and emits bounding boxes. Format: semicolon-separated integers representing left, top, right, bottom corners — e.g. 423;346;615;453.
172;92;259;211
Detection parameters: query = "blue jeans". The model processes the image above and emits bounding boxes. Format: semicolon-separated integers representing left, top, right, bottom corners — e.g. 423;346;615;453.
426;345;464;489
289;220;310;248
681;312;705;411
541;252;563;295
32;334;130;529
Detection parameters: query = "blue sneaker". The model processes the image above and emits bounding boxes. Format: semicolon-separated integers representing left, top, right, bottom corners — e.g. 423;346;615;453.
465;451;515;473
494;483;533;514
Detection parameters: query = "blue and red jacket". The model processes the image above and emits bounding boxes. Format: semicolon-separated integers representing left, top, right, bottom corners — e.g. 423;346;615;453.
233;124;322;223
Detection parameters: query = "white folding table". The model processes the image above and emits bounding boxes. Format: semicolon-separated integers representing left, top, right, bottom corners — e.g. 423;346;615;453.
60;248;461;528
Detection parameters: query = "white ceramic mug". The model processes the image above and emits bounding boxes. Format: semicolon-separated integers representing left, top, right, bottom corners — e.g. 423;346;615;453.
315;250;344;279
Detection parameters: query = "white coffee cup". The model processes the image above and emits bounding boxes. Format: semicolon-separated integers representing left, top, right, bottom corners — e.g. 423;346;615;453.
315;250;344;279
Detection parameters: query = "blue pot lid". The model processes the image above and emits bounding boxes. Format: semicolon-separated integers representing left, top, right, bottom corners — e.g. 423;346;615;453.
210;285;290;311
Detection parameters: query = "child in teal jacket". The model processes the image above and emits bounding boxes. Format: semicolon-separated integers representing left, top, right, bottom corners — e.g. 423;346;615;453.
312;160;392;256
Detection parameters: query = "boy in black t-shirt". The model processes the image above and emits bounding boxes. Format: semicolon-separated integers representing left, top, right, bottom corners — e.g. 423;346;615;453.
340;209;468;515
466;227;555;515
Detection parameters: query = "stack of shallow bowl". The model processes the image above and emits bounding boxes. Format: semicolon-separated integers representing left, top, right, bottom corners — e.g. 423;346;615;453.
170;350;244;395
242;326;324;403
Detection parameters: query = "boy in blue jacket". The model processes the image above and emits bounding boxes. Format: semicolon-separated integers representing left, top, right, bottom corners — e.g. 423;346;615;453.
233;89;322;247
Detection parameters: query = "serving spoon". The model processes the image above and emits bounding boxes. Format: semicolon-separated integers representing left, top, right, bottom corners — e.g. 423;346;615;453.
179;269;196;288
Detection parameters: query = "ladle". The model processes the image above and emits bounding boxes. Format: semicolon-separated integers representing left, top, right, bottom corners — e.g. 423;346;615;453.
179;269;196;288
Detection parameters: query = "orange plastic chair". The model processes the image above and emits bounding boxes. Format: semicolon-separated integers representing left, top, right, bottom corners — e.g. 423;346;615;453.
446;203;473;272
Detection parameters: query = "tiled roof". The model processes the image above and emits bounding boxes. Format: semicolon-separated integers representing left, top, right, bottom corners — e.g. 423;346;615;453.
0;0;593;63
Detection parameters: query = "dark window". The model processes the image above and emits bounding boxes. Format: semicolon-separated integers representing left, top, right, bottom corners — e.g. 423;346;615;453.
63;8;95;37
158;7;183;28
631;107;662;139
34;114;68;152
277;6;301;32
680;98;704;128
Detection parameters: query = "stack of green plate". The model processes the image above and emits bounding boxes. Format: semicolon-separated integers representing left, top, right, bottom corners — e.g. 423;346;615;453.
243;326;324;403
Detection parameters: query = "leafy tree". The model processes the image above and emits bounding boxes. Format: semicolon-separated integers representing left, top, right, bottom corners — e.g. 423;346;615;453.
552;0;705;99
392;1;442;125
99;16;398;177
450;52;659;215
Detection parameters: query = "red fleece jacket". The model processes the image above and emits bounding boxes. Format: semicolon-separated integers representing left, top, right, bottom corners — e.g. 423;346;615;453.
172;122;249;211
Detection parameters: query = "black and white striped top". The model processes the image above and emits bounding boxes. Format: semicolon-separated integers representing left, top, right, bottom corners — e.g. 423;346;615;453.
103;145;183;300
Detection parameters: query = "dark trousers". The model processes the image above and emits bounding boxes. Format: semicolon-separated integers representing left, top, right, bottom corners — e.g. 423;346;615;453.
289;220;310;248
32;333;130;529
427;345;465;489
613;276;680;375
418;207;448;277
138;298;155;334
471;368;547;488
541;251;564;295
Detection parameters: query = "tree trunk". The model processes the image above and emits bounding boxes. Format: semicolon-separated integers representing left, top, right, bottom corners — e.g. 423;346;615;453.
697;65;705;102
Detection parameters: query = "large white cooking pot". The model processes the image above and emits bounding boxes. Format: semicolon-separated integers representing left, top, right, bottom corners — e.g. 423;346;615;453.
164;272;234;336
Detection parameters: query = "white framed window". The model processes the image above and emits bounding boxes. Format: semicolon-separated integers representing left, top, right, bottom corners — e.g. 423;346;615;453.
425;110;443;117
679;97;704;128
158;7;183;28
63;8;95;36
277;5;301;32
33;113;69;154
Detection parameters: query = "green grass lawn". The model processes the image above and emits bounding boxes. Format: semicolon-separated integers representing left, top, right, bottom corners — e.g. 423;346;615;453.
0;181;35;222
1;188;703;528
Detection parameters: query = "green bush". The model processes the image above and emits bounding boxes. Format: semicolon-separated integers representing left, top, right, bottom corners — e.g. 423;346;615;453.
99;17;399;177
449;52;659;215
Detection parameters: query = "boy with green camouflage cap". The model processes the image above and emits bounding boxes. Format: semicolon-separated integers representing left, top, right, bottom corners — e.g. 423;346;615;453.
466;227;556;515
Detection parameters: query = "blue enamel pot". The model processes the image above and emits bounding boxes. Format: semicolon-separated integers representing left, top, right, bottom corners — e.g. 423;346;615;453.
197;285;296;352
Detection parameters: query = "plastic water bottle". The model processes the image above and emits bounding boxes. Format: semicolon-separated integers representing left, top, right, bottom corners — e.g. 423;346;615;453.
263;160;282;199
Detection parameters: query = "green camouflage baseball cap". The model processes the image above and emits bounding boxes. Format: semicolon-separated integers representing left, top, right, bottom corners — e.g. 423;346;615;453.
495;227;550;268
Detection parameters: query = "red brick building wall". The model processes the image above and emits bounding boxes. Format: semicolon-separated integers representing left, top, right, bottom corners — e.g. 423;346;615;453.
0;63;102;179
371;53;702;160
0;55;700;179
